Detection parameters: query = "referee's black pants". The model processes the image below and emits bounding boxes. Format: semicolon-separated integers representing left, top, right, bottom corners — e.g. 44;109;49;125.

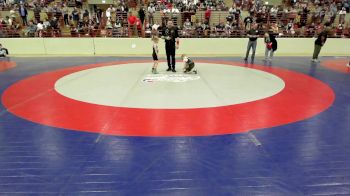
165;41;176;69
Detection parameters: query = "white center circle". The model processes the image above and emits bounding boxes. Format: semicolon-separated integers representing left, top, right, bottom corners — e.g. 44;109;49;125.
54;63;285;109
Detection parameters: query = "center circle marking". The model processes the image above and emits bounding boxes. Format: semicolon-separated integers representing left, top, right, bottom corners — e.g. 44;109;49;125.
54;63;285;109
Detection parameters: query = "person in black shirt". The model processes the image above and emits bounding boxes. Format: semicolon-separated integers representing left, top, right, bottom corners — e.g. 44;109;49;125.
263;32;278;61
244;24;259;62
312;30;328;62
138;7;145;25
162;20;179;72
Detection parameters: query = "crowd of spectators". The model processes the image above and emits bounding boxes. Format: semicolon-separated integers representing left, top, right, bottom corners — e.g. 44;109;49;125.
0;0;349;38
170;0;350;38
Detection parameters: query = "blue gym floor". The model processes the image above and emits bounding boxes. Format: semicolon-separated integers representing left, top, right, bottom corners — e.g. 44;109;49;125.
0;56;349;195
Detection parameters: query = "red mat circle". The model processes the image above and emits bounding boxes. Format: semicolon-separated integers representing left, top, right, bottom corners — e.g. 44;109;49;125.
2;60;335;136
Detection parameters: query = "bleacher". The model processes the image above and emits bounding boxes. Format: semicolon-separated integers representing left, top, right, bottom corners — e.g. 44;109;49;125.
0;0;350;38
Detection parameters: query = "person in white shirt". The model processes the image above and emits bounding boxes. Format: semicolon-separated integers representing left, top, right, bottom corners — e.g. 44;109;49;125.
225;21;232;36
106;5;113;20
148;4;156;25
270;5;278;16
338;7;347;24
163;7;170;14
36;22;44;37
183;18;192;36
171;6;180;19
37;22;44;30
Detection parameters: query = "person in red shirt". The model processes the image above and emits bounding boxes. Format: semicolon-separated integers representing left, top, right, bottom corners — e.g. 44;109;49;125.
136;17;143;37
128;12;137;37
205;7;211;24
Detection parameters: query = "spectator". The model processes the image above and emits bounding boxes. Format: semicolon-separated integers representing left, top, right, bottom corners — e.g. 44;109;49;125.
49;17;59;30
128;11;137;37
138;7;145;25
72;7;80;26
215;20;225;36
171;5;180;20
75;0;82;8
24;21;37;37
202;19;210;36
9;8;16;20
328;8;336;24
18;4;28;26
263;32;277;61
312;29;328;62
5;16;12;26
286;19;294;34
148;4;156;25
225;20;232;36
244;23;258;62
95;6;102;24
33;4;41;23
205;7;211;23
62;4;69;26
43;18;50;29
144;22;152;36
338;7;347;24
319;6;326;23
106;19;113;29
270;5;278;17
36;21;44;37
183;18;192;36
243;14;253;30
83;10;89;21
106;5;114;20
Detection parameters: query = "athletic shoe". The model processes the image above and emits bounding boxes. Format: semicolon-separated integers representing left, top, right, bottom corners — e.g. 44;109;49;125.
193;69;197;74
172;69;176;72
166;68;172;71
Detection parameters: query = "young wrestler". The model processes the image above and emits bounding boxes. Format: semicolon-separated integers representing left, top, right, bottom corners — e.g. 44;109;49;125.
151;36;159;74
181;54;197;74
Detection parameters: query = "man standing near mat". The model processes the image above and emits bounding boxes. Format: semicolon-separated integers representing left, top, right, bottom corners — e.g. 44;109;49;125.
311;23;332;63
162;20;179;72
311;29;328;63
244;24;259;63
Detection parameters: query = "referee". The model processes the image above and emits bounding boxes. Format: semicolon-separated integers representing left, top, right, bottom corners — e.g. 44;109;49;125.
162;20;179;72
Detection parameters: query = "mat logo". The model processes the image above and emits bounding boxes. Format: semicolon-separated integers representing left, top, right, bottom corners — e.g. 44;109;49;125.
142;74;200;83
